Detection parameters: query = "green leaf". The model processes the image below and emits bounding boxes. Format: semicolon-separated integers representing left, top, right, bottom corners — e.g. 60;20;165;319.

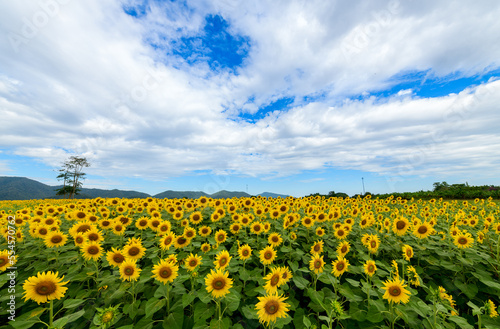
154;284;169;299
467;301;482;315
163;311;184;329
63;298;85;309
145;297;166;317
345;278;360;287
224;289;241;312
303;315;312;327
455;279;478;299
209;317;231;329
239;267;250;281
339;283;363;302
241;304;258;320
293;276;310;290
366;304;384;323
52;309;85;328
448;316;474;329
182;291;197;308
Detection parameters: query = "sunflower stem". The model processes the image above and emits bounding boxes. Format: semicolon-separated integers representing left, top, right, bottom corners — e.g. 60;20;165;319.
477;313;482;329
49;300;54;327
166;282;170;314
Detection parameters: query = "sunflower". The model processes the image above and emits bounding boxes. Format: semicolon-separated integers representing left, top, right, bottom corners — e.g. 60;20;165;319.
331;257;349;277
152;259;179;284
85;227;103;243
268;233;283;247
214;229;227;245
166;254;178;265
205;269;233;298
22;271;69;304
80;241;103;261
309;240;324;255
413;222;432;239
316;227;325;237
363;260;377;277
259;246;277;265
264;267;284;294
453;232;474;249
160;232;176;250
229;223;241;235
44;231;68;248
214;250;232;270
392;217;410;236
238;244;252;260
309;254;325;274
199;226;212;237
367;235;380;254
185;253;203;272
73;233;86;247
119;259;141;281
402;244;414;261
183;226;197;240
201;243;211;253
0;250;16;272
189;211;203;225
251;222;264;235
106;248;126;267
279;266;293;284
123;242;146;260
337;241;351;257
173;235;191;249
486;299;499;318
255;293;290;325
112;222;125;236
302;216;315;228
157;221;172;235
382;277;411;304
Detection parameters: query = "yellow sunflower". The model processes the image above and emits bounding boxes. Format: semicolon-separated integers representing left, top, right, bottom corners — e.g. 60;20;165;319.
331;257;349;277
183;226;197;240
255;293;290;325
453;232;474;249
259;246;277;265
160;232;176;250
337;241;351;257
185;253;203;272
279;266;293;284
309;254;325;274
173;235;191;249
302;216;315;228
238;244;252;260
0;250;16;271
310;240;324;255
80;241;103;261
106;248;126;267
392;217;410;236
22;271;69;304
268;233;283;247
264;267;284;294
214;229;227;245
189;211;203;224
413;222;432;239
402;245;413;261
123;242;146;260
119;259;141;281
230;223;241;235
44;231;68;248
367;235;380;254
315;226;325;237
205;269;233;298
199;226;212;237
382;277;411;304
135;216;150;230
214;250;232;270
152;259;179;284
201;242;211;253
363;260;377;277
251;222;264;235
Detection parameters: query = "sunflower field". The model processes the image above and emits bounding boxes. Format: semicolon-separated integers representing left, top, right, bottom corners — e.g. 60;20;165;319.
1;195;499;329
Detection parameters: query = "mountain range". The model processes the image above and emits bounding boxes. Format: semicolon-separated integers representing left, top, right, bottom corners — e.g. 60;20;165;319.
0;177;289;200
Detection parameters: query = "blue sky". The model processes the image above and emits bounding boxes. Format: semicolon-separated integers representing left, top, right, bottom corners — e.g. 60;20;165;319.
1;0;500;197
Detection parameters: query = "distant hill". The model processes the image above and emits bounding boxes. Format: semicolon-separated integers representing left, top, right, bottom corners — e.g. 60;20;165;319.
153;190;208;199
258;192;290;198
0;176;289;200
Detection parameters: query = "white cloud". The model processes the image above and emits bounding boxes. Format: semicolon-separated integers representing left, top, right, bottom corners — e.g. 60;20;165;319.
0;0;499;186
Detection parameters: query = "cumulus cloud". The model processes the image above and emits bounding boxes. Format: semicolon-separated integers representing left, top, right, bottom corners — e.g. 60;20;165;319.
0;0;499;187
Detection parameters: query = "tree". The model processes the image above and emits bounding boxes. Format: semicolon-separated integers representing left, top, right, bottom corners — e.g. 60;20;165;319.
55;156;90;199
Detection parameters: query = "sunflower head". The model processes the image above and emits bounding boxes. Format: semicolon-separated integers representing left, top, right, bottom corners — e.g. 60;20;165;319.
119;259;141;282
185;253;203;272
363;260;377;277
214;250;232;270
331;257;350;277
205;269;233;298
238;244;252;260
255;293;290;325
259;246;277;265
152;259;179;284
382;277;411;304
23;271;69;304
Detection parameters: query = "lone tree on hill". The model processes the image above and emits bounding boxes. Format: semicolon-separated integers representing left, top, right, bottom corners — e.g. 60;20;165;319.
55;156;90;199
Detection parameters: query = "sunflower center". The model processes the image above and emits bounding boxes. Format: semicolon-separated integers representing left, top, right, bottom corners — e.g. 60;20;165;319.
76;212;86;219
46;219;54;225
242;250;249;256
254;226;261;232
271;274;280;285
115;225;123;231
265;252;273;260
336;263;344;271
368;265;375;272
212;278;225;290
178;237;187;245
124;267;134;275
265;301;279;315
417;226;428;234
458;237;468;245
370;240;377;248
139;220;148;226
88;246;99;255
314;260;322;269
113;254;124;263
128;247;140;256
165;237;172;245
75;237;84;244
396;221;406;230
202;229;208;234
305;219;311;224
189;260;197;267
0;258;6;266
160;267;172;278
39;228;48;235
88;233;99;241
313;245;320;252
35;281;57;295
341;246;347;253
102;311;114;323
217;235;225;241
51;236;63;244
219;258;227;266
390;286;401;296
152;221;160;228
337;230;344;236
